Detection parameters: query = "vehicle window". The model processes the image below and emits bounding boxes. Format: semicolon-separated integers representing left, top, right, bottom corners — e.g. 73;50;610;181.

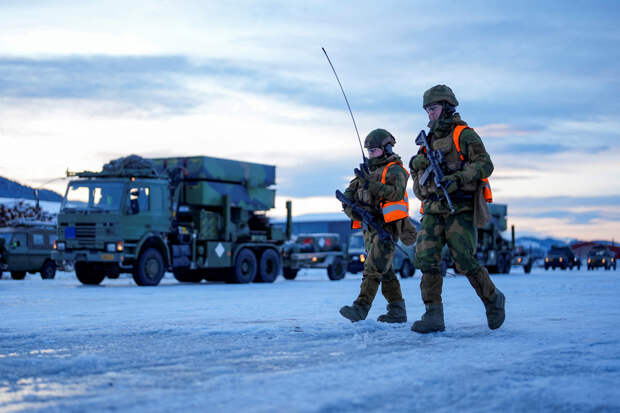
127;186;150;215
30;233;45;248
63;182;124;211
349;235;364;249
11;233;27;248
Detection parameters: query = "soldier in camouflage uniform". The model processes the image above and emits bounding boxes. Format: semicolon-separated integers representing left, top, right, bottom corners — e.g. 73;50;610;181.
409;85;505;333
340;129;416;323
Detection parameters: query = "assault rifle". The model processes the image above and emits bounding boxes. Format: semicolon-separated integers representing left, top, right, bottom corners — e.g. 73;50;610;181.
336;190;408;255
415;130;455;213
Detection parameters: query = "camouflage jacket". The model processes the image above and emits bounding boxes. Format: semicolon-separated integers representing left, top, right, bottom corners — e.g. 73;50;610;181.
411;114;494;215
343;153;409;237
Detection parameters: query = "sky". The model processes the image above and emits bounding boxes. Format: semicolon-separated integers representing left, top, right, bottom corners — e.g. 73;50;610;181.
0;0;619;241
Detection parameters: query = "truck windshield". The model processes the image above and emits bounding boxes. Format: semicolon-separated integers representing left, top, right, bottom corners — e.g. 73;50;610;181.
0;233;12;243
63;182;124;212
349;235;364;249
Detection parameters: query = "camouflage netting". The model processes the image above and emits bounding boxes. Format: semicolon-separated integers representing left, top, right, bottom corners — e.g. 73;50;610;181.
0;201;56;227
102;155;159;175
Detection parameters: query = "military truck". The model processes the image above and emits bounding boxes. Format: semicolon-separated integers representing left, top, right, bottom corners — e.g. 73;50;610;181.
511;245;534;274
587;245;616;270
281;233;346;280
0;220;57;280
440;203;513;276
52;155;285;286
346;231;416;278
544;245;581;270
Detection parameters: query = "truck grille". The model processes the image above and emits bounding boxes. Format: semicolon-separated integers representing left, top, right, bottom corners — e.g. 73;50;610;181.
75;223;96;247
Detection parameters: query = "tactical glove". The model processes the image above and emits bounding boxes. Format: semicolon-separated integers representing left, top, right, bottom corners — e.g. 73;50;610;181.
440;173;462;194
409;155;429;172
354;165;370;188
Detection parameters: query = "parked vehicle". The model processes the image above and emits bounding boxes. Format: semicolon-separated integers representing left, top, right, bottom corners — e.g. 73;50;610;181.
53;155;285;286
0;220;57;280
544;245;581;270
587;245;616;270
346;231;415;279
281;233;346;280
512;245;534;274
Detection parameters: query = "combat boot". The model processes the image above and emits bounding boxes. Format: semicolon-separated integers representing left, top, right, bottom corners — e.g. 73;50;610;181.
339;303;371;322
411;303;445;333
484;289;505;330
377;300;407;323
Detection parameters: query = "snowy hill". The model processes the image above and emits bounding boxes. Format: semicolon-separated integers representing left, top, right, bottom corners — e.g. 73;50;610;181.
0;176;63;202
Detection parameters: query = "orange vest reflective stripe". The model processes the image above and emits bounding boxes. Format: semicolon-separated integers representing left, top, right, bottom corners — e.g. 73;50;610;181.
452;125;493;203
380;161;410;223
419;126;493;215
351;161;410;228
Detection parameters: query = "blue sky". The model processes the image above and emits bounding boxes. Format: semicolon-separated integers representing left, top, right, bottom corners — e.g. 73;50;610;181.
0;1;619;240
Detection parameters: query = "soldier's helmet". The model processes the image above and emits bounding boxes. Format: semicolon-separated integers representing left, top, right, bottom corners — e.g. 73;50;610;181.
423;84;459;108
364;128;396;149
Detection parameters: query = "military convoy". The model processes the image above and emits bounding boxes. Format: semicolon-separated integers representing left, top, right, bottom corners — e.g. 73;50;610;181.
0;221;57;280
52;155;285;286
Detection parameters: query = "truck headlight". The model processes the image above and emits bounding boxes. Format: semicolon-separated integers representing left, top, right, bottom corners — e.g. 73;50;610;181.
602;258;606;263
588;258;591;264
559;257;563;262
360;254;366;263
55;241;66;251
545;257;549;262
116;241;124;252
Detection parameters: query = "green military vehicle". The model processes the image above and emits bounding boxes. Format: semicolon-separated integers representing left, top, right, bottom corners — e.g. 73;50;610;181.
0;220;57;280
346;231;416;278
441;203;513;276
281;233;346;280
587;245;616;270
52;155;285;286
544;245;581;270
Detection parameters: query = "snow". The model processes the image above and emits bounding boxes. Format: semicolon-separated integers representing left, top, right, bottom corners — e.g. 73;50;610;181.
1;268;619;412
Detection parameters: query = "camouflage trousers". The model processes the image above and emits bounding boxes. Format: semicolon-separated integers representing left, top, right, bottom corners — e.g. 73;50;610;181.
353;230;403;306
414;212;496;304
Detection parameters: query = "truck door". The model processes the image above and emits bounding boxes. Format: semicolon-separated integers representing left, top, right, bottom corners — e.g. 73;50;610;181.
7;232;28;270
28;231;49;270
125;185;154;235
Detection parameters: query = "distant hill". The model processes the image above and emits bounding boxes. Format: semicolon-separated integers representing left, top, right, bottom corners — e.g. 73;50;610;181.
0;176;63;202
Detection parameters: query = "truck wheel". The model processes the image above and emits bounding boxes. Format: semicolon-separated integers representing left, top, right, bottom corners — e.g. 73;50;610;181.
75;262;105;285
524;262;532;274
40;260;56;279
173;269;203;283
133;248;165;286
228;248;257;283
10;271;26;280
256;249;280;283
400;259;414;278
327;256;346;281
503;255;512;274
282;267;299;280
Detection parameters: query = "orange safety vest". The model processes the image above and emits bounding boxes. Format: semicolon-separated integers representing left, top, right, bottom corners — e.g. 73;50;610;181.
352;161;410;229
419;125;493;214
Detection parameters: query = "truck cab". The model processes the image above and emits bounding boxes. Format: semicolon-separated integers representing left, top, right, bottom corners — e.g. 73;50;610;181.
587;245;616;270
54;175;172;285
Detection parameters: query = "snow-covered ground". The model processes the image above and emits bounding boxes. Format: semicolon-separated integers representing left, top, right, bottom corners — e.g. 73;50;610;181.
1;267;619;412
